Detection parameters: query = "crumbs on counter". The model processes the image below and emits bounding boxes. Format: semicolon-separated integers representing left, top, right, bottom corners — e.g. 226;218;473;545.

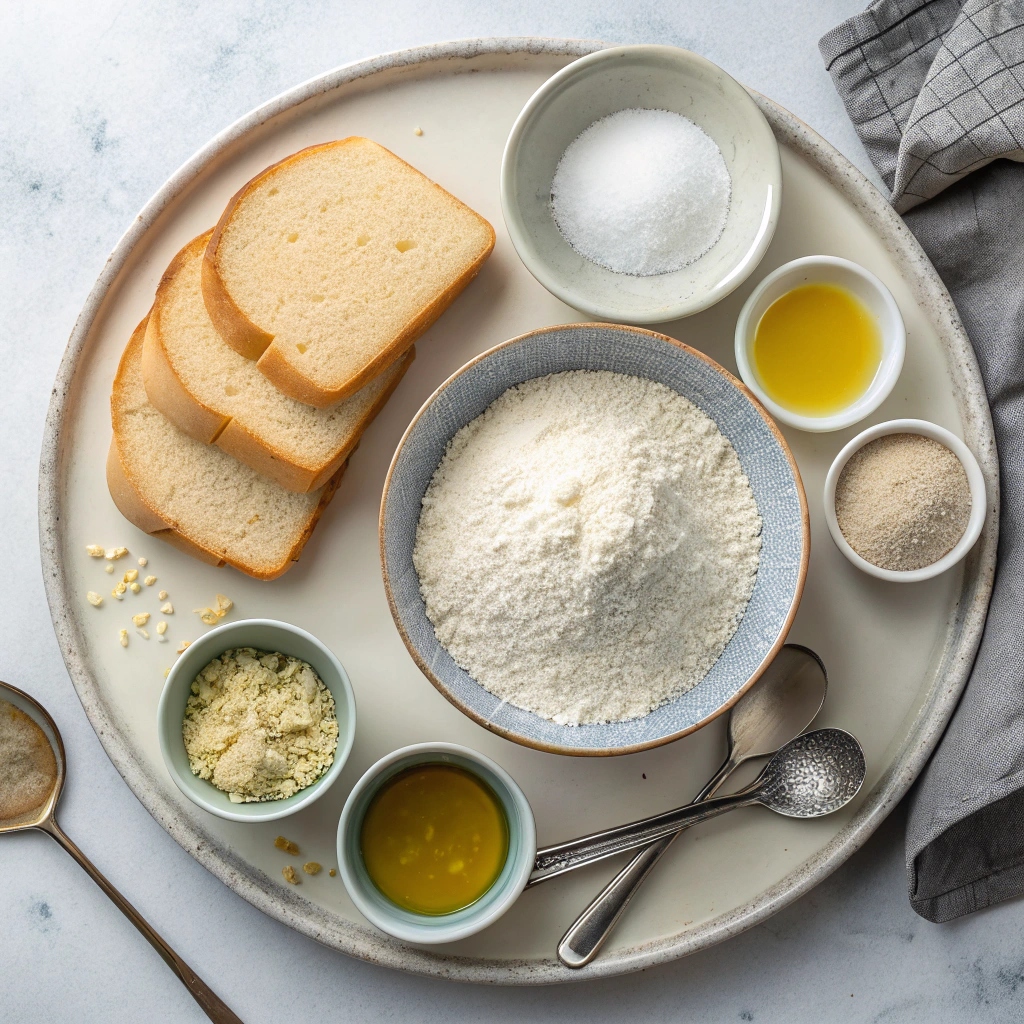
194;593;233;626
275;836;300;855
282;866;300;885
119;629;128;648
138;557;148;567
132;612;150;627
158;590;168;600
87;591;103;608
303;862;322;875
161;602;174;614
329;868;337;877
145;576;157;586
176;640;191;654
124;569;139;583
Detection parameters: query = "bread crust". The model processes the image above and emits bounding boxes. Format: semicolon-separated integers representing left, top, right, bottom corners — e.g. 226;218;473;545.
203;137;495;408
111;317;344;579
143;231;416;491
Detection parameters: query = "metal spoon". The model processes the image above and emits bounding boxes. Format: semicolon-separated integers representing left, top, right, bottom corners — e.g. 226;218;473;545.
559;644;827;967
0;682;243;1024
528;726;864;888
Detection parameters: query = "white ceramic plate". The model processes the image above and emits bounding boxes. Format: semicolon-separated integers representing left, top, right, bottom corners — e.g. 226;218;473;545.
40;40;997;984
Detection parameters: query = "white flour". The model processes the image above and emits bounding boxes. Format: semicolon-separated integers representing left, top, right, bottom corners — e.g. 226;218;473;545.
413;371;761;725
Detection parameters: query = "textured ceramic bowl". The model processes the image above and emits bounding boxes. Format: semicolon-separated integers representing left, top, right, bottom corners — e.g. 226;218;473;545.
824;419;986;583
735;255;906;432
380;323;809;756
337;743;536;944
157;619;356;822
500;45;782;322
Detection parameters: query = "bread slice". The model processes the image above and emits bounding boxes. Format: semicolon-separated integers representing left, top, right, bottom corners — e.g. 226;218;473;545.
202;137;494;407
109;318;341;580
142;231;412;493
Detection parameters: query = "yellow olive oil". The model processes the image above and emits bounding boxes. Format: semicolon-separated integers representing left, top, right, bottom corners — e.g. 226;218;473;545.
753;283;882;416
360;764;509;915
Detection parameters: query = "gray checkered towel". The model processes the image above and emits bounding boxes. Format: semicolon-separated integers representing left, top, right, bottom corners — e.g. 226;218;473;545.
821;0;1024;922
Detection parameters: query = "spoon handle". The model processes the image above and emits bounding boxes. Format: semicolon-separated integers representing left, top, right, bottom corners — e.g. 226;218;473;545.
36;816;244;1024
556;756;739;968
527;784;757;886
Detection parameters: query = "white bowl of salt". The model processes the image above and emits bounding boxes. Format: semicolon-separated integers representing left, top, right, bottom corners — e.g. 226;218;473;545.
500;45;782;323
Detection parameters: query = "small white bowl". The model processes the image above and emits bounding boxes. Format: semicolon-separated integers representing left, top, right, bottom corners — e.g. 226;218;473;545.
735;256;906;432
157;619;356;822
823;419;986;582
500;45;781;322
337;743;536;944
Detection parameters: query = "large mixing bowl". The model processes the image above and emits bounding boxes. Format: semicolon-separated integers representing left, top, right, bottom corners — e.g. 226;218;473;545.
380;323;808;756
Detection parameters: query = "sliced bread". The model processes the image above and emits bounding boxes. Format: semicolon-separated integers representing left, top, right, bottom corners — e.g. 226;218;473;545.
202;137;494;407
109;318;341;580
142;231;412;493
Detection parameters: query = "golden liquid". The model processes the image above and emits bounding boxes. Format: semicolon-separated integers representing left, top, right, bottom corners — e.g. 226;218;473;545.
753;283;882;416
360;764;509;915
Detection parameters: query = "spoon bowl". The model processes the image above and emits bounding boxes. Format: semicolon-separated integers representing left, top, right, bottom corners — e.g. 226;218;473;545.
756;728;866;817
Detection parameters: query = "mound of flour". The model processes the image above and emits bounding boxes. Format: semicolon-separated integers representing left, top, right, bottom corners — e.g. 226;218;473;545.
413;370;762;726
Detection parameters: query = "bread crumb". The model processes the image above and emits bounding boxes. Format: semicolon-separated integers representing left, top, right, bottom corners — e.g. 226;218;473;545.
216;594;233;615
183;649;338;803
328;868;337;877
118;629;128;648
129;582;141;594
86;591;103;608
138;557;148;567
164;667;170;679
144;576;157;586
161;602;174;615
158;590;168;600
414;126;423;136
86;544;105;558
132;612;150;627
195;608;219;625
106;547;129;560
123;568;139;583
156;621;168;635
303;862;321;875
136;628;150;640
105;564;115;574
112;582;126;599
177;640;191;654
282;866;299;885
275;836;300;855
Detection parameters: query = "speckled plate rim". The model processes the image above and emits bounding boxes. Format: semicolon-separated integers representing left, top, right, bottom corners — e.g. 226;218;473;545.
378;321;810;756
37;38;998;985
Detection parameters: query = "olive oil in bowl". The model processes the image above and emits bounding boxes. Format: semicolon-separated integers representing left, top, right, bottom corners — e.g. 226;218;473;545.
360;763;509;915
753;283;882;417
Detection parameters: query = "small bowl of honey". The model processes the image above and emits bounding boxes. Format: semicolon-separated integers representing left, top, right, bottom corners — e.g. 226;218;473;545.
734;255;905;432
337;742;536;944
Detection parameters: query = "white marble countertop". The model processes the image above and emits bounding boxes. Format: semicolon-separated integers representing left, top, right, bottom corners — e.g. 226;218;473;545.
2;2;1021;1021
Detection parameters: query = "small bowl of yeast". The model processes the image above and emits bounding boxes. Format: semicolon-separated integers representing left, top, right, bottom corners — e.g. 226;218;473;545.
380;323;809;756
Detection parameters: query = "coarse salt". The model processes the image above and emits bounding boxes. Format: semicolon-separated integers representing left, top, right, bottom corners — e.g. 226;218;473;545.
551;108;731;276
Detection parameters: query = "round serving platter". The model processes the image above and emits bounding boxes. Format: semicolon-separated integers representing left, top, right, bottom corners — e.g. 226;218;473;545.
39;38;998;984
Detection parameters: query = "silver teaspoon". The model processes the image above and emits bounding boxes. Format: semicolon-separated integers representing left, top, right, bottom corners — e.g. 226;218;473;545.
0;681;243;1024
528;727;865;887
557;644;827;967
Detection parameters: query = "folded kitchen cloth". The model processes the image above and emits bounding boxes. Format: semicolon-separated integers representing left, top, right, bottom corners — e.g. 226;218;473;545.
820;0;1024;922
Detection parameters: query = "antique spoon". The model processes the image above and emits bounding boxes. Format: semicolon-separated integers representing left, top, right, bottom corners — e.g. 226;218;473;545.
528;726;865;888
558;644;827;967
0;681;243;1024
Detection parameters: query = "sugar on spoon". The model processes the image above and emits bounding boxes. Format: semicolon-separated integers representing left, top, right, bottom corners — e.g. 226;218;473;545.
556;644;830;967
0;681;243;1024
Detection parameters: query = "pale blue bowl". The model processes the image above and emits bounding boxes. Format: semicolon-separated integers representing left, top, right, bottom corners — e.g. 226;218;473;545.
157;619;356;821
337;743;536;944
380;324;809;756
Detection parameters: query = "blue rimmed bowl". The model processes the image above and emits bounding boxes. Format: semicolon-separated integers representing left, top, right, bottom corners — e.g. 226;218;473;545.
380;323;809;756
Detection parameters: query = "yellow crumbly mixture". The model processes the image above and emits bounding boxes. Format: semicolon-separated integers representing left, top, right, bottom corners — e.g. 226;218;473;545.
182;647;338;803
